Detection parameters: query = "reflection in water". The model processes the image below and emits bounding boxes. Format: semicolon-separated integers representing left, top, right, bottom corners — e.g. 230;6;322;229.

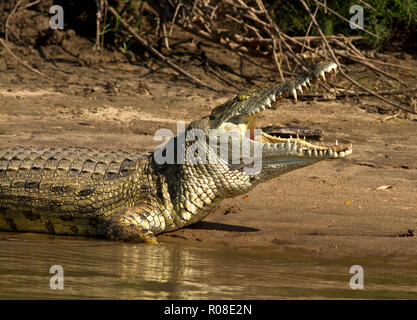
0;233;416;299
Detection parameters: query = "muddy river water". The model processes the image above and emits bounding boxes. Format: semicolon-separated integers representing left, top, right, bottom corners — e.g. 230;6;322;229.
0;232;416;299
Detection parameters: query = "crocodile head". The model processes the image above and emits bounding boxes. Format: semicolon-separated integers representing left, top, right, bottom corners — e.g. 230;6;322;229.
157;61;352;198
207;61;351;185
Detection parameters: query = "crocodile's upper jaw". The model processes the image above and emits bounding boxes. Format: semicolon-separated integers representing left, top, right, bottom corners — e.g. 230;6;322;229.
212;60;352;162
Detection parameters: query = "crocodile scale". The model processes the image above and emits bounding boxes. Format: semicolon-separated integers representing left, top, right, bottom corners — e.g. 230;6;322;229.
0;147;147;235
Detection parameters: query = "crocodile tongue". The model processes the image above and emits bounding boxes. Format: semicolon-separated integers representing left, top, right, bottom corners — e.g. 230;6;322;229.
238;114;259;141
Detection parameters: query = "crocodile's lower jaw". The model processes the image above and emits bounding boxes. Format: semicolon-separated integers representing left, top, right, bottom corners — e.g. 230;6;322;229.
260;131;352;159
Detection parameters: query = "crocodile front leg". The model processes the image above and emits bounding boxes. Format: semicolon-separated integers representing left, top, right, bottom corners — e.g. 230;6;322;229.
105;204;162;244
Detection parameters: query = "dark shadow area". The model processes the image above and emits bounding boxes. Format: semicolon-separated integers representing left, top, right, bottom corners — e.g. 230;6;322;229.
187;221;259;233
54;0;97;39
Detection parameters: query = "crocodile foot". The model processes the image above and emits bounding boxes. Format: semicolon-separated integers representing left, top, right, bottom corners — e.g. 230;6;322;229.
105;206;158;244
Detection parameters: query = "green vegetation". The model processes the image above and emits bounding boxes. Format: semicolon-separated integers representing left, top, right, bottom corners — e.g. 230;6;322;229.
268;0;417;50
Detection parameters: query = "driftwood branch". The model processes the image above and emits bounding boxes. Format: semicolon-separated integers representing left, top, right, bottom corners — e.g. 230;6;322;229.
5;0;25;41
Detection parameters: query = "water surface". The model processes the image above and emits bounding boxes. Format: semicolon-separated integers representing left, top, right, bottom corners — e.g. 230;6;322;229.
0;232;416;299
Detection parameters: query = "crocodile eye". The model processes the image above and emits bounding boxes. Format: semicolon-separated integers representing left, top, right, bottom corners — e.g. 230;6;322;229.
237;94;247;101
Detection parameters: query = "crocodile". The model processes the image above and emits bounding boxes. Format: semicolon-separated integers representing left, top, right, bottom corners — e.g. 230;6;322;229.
0;61;352;244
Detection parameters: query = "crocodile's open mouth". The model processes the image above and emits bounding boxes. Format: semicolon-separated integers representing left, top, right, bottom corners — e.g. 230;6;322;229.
225;62;352;158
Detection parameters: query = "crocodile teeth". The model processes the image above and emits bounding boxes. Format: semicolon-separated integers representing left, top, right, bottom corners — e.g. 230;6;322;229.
296;85;303;94
291;88;297;101
306;78;311;86
301;81;308;90
335;139;338;146
265;97;271;108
